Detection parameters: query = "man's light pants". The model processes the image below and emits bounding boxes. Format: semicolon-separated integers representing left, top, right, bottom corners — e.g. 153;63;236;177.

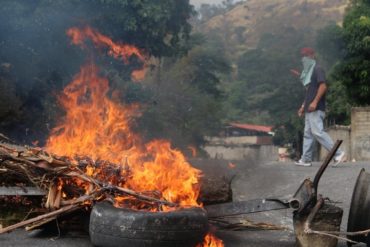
301;110;341;162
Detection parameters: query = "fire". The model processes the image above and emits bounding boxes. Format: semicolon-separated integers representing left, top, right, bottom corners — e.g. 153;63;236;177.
45;26;201;208
66;26;147;81
197;233;224;247
46;26;224;247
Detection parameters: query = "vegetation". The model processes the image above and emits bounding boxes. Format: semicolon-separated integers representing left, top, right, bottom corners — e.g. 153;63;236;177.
138;45;231;149
334;0;370;106
0;0;230;150
0;0;366;155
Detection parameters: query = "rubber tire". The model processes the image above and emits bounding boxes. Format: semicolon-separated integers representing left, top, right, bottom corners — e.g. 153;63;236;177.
89;201;209;247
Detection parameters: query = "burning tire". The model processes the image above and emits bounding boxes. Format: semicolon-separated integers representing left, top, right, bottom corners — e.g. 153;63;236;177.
89;201;209;247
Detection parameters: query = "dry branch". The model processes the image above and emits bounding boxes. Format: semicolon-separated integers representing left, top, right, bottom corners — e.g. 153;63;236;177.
0;204;82;234
0;140;179;233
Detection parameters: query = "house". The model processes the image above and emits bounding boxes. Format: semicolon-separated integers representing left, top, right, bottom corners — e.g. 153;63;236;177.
204;123;278;161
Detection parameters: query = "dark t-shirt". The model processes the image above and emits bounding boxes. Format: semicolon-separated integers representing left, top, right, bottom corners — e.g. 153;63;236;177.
304;65;326;112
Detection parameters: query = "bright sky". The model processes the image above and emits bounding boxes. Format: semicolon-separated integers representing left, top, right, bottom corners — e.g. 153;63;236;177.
190;0;224;8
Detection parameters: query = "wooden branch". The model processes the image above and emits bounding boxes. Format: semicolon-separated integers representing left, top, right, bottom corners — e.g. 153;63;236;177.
0;204;81;234
25;217;57;231
0;194;95;234
110;185;177;207
66;169;178;207
0;140;179;213
45;183;58;209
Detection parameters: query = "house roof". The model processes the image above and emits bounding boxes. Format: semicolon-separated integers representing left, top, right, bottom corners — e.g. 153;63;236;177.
229;123;274;133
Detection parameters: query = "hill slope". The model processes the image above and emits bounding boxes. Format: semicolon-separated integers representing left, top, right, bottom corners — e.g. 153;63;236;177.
196;0;348;53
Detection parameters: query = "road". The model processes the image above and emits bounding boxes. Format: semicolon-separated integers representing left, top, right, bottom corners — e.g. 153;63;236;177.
216;159;369;247
0;159;369;247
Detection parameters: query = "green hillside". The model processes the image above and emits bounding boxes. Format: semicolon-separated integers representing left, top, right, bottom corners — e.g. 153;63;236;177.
196;0;348;57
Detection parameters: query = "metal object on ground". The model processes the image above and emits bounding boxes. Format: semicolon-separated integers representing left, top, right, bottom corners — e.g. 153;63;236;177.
292;140;344;247
0;186;45;196
304;195;325;232
347;168;370;245
312;140;342;198
206;140;344;218
289;179;314;213
205;198;289;218
290;140;342;214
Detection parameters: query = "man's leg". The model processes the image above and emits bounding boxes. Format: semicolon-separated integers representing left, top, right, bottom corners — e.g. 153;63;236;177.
309;110;342;157
301;113;314;162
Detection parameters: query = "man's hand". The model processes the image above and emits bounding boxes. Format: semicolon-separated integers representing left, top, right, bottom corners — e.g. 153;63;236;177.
308;101;317;112
298;106;304;117
290;69;300;77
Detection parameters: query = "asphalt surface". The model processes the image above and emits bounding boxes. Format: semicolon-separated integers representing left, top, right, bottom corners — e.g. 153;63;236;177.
218;159;369;247
1;158;369;247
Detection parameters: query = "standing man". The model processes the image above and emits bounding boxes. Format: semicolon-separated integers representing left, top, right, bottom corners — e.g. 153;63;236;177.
293;47;345;167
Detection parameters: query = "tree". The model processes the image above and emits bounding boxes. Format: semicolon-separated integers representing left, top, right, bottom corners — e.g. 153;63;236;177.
316;23;345;69
0;0;195;143
334;0;370;105
138;45;231;148
315;23;351;125
225;28;308;125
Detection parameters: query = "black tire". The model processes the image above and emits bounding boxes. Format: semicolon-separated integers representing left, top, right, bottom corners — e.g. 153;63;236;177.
347;169;370;246
89;201;209;247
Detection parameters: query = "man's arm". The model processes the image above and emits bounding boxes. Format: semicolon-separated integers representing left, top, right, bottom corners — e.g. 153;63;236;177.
298;101;305;117
308;82;327;112
290;69;300;77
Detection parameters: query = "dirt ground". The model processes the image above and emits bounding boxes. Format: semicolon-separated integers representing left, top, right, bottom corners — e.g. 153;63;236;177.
1;158;369;247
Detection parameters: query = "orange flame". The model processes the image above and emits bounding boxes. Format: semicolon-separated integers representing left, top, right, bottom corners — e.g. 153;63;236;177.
45;26;202;209
66;26;147;81
45;62;201;207
198;233;224;247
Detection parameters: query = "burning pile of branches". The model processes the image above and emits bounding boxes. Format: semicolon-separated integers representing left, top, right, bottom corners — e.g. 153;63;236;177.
0;140;178;234
0;25;203;235
0;26;226;247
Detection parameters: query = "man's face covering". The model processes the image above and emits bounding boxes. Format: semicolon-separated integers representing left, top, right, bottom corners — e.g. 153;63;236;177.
300;56;316;86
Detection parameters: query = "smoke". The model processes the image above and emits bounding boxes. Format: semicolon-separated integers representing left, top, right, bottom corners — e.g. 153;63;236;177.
0;1;133;143
0;1;91;88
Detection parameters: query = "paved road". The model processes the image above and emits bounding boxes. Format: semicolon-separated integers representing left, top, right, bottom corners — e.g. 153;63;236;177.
1;159;369;246
218;159;369;247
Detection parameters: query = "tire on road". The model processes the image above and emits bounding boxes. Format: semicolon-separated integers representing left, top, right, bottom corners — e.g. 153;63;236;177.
89;201;209;247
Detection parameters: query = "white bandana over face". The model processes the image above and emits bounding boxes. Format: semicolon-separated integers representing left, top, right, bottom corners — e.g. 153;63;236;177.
300;56;316;86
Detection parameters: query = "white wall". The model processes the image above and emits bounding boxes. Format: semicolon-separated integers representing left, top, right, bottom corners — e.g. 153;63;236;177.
203;144;278;162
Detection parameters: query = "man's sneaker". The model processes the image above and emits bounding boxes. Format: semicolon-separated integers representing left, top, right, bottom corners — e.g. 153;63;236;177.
294;159;312;167
333;152;346;166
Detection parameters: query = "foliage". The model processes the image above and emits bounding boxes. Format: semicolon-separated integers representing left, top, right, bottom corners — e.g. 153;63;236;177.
138;45;231;148
315;23;345;69
272;116;303;148
177;46;231;98
0;0;195;144
0;0;358;153
334;0;370;105
224;28;307;125
314;23;351;124
195;0;242;23
326;73;352;125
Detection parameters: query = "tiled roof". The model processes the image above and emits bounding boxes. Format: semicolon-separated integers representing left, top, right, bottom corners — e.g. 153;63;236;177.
229;123;273;133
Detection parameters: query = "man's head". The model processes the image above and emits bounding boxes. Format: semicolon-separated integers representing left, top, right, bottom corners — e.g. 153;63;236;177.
300;47;315;58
